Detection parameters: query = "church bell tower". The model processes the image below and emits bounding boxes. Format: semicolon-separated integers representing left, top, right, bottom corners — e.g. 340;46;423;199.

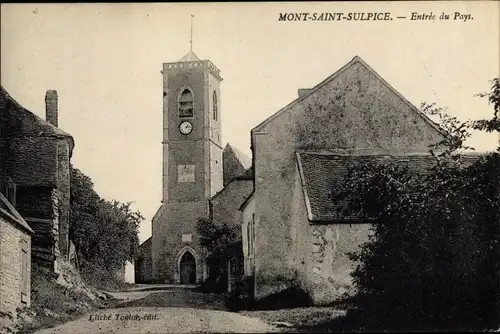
151;21;224;283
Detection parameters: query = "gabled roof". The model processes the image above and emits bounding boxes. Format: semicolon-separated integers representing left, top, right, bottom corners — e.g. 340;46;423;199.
252;55;444;135
0;192;34;234
0;86;75;153
224;144;252;169
178;51;201;62
296;151;484;222
223;143;253;186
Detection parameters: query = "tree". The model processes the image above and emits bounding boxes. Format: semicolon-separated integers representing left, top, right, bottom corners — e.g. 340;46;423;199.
196;218;241;291
471;78;500;134
69;165;142;285
334;79;500;331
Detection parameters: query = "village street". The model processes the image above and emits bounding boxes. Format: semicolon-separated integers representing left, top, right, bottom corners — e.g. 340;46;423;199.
32;286;281;334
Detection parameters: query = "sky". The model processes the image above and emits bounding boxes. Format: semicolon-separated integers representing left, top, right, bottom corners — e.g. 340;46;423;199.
1;2;499;244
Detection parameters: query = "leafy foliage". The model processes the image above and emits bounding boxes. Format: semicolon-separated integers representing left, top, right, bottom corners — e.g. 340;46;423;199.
471;78;500;133
334;79;500;331
69;166;142;287
420;102;475;156
196;218;241;291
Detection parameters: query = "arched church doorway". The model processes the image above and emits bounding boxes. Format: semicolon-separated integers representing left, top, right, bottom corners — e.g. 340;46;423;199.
179;251;196;284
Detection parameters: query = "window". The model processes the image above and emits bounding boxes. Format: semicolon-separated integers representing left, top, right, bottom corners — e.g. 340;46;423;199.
249;214;255;256
246;222;251;256
178;89;194;118
213;91;218;121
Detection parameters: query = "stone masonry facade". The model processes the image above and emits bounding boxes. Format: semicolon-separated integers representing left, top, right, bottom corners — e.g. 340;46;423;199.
250;56;444;301
310;224;372;304
0;218;31;317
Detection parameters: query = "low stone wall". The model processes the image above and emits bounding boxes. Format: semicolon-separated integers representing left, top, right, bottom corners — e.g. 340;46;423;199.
310;223;372;305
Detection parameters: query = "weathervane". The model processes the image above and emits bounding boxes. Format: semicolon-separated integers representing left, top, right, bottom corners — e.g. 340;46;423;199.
190;14;195;52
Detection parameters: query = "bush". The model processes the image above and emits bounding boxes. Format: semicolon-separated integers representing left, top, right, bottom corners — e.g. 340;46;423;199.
244;286;313;311
225;275;254;311
337;154;500;331
333;79;500;332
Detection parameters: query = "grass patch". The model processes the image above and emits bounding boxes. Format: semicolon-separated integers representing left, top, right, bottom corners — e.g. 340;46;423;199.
14;267;103;334
240;307;347;328
80;267;134;292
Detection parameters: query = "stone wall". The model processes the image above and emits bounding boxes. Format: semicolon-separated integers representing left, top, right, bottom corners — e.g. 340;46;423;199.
56;140;70;257
135;238;153;283
210;179;253;235
252;57;444;300
152;201;208;283
0;218;31;317
290;168;313;295
310;224;372;304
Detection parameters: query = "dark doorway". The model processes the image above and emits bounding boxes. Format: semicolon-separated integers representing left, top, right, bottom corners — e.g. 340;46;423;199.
179;251;196;284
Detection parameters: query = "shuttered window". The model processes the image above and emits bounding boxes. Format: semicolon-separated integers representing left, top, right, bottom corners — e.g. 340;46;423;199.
20;239;29;303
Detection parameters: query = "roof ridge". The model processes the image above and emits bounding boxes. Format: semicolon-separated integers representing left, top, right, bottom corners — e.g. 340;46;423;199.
1;87;74;138
252;55;360;133
297;151;490;159
297;151;436;157
178;51;201;62
252;55;446;136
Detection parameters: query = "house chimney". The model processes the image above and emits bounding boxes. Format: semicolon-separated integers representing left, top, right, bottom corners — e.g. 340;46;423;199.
45;90;58;127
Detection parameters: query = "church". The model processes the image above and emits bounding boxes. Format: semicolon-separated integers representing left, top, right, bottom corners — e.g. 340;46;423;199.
135;43;457;305
134;48;252;285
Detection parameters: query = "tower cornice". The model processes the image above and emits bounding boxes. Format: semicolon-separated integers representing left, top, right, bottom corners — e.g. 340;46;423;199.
162;60;223;82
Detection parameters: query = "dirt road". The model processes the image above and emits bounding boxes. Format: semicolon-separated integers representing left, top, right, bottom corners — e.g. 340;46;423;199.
33;306;279;333
33;287;279;334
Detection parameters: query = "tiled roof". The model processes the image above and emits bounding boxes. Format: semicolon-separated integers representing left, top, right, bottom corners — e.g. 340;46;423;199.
210;178;253;203
296;151;485;222
0;86;75;153
0;192;34;234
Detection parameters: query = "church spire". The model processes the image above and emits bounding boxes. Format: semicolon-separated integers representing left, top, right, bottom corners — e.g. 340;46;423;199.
190;14;194;52
178;14;200;62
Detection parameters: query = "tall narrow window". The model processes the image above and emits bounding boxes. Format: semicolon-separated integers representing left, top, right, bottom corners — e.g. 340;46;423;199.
178;89;194;118
250;214;255;256
213;91;218;121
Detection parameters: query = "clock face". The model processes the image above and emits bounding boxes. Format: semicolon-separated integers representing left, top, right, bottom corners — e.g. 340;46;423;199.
179;121;193;135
